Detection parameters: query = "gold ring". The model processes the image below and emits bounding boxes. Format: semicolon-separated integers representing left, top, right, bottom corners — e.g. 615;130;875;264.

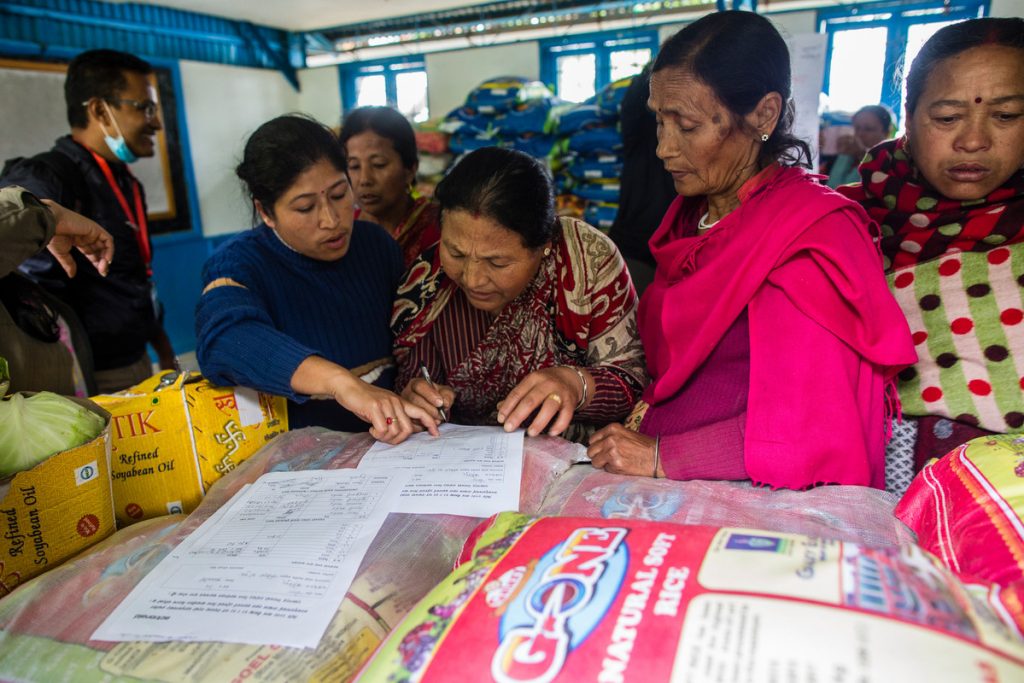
547;393;562;404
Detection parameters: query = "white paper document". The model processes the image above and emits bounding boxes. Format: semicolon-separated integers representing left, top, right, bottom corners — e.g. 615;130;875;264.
91;469;409;648
359;423;524;517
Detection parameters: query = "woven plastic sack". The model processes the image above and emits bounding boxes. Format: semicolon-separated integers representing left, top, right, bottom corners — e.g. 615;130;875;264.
573;179;621;203
896;434;1024;587
466;77;552;113
596;75;634;117
556;103;611;135
568;125;623;155
0;430;579;682
448;132;502;155
569;157;623;180
357;512;1024;682
538;465;915;548
493;100;555;136
439;105;494;135
510;132;557;159
414;131;449;155
584;201;619;231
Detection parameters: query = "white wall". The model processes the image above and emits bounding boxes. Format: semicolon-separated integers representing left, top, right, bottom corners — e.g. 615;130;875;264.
425;41;540;117
658;9;817;43
180;60;300;236
990;0;1024;15
297;66;342;127
766;11;818;39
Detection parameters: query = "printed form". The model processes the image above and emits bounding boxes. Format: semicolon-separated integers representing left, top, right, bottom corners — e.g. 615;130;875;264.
92;469;410;649
359;423;524;517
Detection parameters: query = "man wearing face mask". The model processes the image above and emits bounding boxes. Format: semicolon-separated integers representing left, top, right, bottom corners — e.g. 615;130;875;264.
1;49;175;392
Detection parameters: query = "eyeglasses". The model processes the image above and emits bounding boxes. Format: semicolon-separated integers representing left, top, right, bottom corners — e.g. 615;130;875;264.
86;97;160;120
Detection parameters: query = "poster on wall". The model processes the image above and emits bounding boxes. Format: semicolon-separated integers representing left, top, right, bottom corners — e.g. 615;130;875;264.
0;57;193;236
787;33;828;171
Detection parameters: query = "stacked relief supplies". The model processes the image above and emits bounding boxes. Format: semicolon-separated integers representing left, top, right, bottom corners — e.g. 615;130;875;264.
413;124;452;198
553;76;633;232
442;77;562;162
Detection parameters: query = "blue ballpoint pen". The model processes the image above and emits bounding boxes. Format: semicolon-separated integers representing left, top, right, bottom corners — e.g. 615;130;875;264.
419;364;449;423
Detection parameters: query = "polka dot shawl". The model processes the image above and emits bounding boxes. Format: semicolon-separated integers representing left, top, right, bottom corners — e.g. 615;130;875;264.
838;137;1024;272
889;244;1024;433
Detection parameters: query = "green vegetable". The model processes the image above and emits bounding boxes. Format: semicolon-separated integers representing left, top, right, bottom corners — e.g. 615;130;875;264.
0;357;9;399
0;392;105;478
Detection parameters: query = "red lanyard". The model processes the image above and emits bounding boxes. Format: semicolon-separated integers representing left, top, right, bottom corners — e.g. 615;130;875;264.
88;149;152;273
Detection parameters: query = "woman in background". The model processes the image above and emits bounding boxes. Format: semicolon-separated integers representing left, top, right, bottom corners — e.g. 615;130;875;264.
826;104;894;188
393;147;647;442
340;106;440;267
196;114;436;442
588;11;916;490
839;17;1024;472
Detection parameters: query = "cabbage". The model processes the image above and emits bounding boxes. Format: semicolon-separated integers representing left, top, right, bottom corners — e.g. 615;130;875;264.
0;392;105;478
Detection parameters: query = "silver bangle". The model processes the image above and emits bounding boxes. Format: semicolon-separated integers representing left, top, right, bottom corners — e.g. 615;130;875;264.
570;366;588;410
653;436;661;479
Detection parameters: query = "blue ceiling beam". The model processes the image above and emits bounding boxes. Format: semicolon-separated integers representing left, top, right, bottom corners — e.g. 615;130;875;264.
1;2;245;45
236;21;300;91
0;1;303;88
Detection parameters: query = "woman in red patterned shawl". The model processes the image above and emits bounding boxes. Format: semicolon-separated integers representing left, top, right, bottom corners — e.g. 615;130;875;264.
392;147;647;441
341;106;440;268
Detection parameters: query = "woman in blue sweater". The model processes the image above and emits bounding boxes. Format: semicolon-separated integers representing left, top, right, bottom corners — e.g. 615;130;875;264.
196;115;437;442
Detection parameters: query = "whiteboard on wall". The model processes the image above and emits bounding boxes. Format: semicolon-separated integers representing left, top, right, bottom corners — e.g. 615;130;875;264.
0;58;174;218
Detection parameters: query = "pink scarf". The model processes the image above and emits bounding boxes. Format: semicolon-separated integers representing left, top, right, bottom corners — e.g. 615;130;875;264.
641;165;917;489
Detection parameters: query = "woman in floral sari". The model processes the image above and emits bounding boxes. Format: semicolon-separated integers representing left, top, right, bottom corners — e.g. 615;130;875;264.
392;147;647;441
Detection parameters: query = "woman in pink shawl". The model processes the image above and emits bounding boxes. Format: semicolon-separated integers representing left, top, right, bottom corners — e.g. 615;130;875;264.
587;11;917;490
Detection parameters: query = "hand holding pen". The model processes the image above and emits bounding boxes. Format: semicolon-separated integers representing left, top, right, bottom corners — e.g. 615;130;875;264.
419;365;449;423
399;363;455;424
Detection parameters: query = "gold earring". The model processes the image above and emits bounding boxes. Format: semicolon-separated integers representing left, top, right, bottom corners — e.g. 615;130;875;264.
543;247;552;257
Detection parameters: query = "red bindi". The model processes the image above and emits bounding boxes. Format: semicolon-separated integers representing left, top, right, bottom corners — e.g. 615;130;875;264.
975;96;983;104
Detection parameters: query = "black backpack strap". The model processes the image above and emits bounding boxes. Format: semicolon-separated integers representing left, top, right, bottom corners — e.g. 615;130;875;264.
36;150;91;215
2;150;91;215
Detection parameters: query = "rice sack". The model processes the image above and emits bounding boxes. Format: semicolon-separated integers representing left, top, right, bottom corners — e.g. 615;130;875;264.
358;513;1024;682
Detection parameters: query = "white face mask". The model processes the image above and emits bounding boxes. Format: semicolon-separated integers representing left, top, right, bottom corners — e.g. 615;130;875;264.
99;101;138;164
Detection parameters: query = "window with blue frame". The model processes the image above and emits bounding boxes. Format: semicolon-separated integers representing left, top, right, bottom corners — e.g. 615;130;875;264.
340;57;429;122
540;31;658;103
819;0;988;126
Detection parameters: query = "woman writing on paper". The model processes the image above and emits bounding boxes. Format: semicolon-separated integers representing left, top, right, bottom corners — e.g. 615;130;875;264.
392;147;647;442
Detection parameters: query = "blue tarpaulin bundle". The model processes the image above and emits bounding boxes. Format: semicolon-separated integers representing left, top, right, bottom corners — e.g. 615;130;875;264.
585;200;620;230
556;101;613;136
442;77;560;160
568;156;623;181
567;125;623;155
596;76;634;118
573;180;622;203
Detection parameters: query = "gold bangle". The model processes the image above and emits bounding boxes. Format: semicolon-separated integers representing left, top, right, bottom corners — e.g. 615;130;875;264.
570;366;588;410
653;436;661;479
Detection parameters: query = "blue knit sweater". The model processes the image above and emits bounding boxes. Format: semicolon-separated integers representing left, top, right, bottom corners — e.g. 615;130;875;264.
195;221;402;431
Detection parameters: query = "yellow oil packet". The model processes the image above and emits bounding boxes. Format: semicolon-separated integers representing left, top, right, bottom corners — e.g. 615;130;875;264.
92;371;287;526
0;398;114;597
